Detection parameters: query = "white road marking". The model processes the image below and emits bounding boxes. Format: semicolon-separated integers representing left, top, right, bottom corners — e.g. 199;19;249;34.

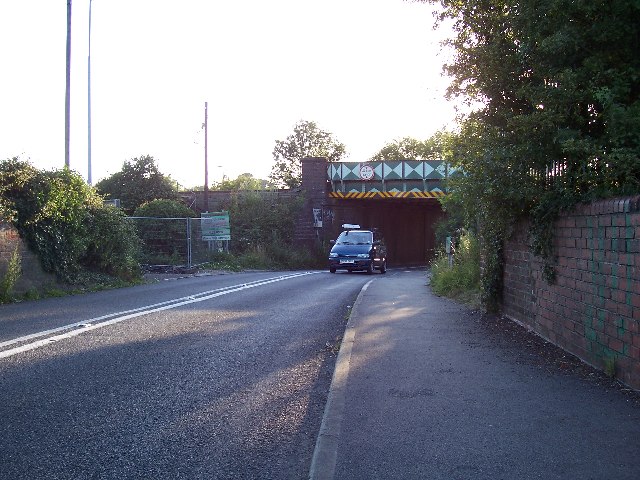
0;272;318;359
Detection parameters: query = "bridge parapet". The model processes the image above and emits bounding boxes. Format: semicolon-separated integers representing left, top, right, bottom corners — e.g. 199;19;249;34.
328;160;456;199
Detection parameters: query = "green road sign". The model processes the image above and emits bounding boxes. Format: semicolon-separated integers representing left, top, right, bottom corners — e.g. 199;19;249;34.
201;212;231;241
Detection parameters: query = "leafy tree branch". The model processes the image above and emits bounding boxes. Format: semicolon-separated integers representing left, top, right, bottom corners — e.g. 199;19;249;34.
269;120;347;188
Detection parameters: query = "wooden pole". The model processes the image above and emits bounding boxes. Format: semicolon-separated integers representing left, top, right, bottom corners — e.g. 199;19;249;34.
204;101;209;212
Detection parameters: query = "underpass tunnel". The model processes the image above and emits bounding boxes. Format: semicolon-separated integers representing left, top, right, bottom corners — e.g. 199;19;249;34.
323;199;445;266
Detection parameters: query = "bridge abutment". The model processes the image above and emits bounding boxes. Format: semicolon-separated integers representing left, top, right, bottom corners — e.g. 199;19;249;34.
294;157;330;248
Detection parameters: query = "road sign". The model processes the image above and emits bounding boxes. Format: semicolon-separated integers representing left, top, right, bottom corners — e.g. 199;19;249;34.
201;212;231;241
360;164;374;180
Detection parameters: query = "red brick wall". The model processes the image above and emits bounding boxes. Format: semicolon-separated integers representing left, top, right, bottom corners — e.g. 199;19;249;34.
502;196;640;389
295;157;330;245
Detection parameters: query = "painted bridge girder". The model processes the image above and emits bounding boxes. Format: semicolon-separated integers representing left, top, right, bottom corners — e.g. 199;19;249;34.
328;160;455;198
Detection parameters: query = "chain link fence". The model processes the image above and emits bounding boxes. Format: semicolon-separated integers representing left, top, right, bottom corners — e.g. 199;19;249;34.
127;217;228;271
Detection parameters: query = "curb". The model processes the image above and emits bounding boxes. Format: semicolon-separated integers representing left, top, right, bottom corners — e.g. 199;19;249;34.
308;279;374;480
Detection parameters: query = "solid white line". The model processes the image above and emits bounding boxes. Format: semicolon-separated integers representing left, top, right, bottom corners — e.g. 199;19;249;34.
0;272;318;359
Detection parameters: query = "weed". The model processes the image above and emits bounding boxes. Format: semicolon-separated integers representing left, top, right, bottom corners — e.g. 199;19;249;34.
0;246;22;304
43;288;67;298
22;288;41;301
429;231;482;308
345;305;353;321
604;356;616;378
200;245;326;272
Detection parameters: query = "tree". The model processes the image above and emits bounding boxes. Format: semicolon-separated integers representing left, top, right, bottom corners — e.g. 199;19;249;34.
95;155;178;214
420;0;640;307
370;132;454;161
214;173;268;191
269;120;347;188
425;0;640;197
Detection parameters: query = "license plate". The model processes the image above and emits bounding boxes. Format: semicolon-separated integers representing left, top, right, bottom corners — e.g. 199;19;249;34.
340;259;355;264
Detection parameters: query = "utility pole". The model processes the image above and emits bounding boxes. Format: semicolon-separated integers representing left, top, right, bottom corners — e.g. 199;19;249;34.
204;101;209;212
65;0;72;168
87;0;93;184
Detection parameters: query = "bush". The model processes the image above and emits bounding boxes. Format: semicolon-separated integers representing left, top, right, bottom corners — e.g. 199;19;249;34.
430;231;481;303
225;192;303;255
221;192;327;270
82;206;141;281
129;193;322;271
201;252;243;271
0;158;142;284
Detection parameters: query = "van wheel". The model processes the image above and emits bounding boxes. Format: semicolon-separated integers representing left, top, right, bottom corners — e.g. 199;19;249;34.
329;267;336;273
380;261;387;274
366;263;374;275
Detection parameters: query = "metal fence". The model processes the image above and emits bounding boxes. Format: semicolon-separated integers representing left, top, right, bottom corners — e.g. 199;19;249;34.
127;217;228;270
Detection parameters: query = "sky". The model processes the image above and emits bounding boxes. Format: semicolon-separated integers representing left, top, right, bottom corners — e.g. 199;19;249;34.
0;0;457;188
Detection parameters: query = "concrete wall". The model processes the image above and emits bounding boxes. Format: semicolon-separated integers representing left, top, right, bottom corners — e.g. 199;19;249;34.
502;196;640;389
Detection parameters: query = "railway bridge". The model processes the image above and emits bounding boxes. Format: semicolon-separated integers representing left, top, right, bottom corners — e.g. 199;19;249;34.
299;157;454;265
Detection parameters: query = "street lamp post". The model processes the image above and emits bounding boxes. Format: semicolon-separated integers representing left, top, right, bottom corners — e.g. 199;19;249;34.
87;0;93;184
65;0;72;168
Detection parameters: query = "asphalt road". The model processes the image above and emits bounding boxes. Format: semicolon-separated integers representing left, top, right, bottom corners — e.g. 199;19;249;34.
0;270;371;480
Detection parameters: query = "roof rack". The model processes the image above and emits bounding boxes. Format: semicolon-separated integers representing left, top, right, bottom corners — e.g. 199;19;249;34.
342;224;361;230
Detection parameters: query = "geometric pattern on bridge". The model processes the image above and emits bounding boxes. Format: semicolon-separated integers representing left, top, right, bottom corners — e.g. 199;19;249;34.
328;190;446;199
328;160;454;199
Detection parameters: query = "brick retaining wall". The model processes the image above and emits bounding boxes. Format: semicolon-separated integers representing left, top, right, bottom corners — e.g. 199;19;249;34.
0;221;58;297
502;196;640;389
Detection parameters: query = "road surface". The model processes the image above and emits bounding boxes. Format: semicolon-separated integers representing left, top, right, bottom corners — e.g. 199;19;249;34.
0;270;371;479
